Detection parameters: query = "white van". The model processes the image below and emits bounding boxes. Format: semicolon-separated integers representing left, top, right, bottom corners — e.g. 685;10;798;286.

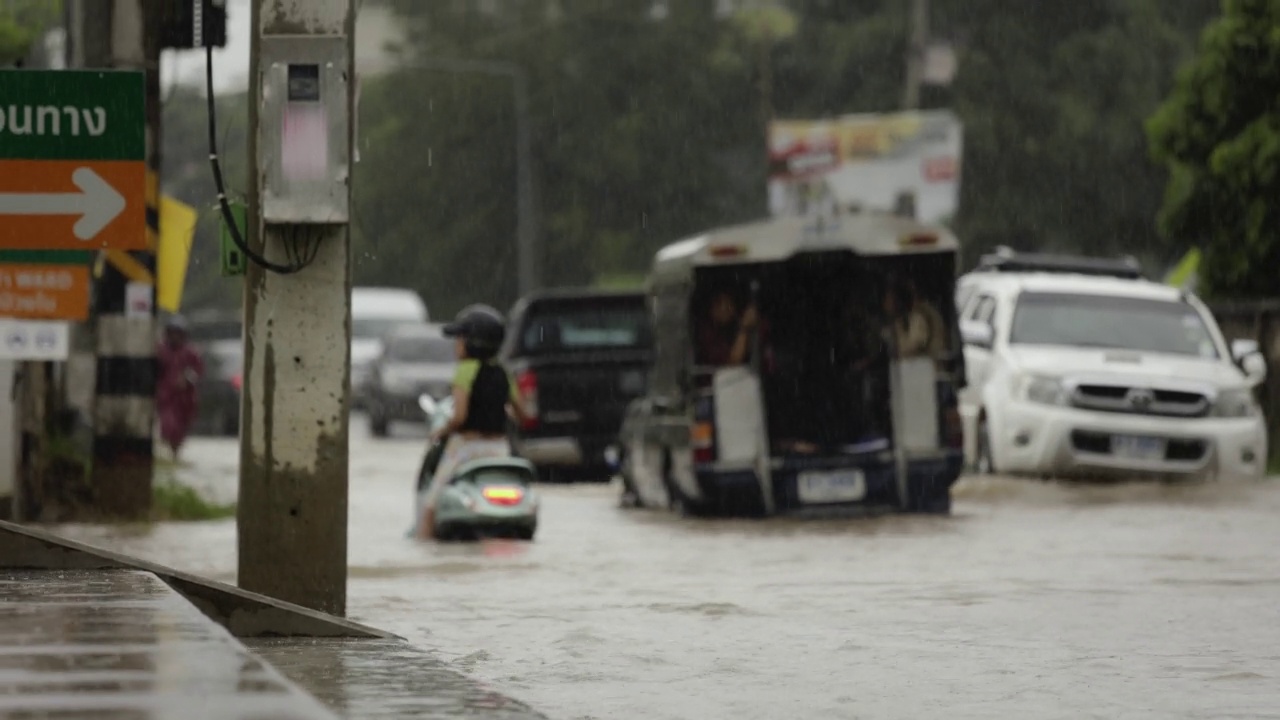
351;287;429;409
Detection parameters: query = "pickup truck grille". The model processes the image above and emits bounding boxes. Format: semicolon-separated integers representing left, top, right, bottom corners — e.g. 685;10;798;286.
1070;383;1211;418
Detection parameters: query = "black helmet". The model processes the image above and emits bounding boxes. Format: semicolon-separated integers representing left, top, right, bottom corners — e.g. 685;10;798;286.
442;304;506;350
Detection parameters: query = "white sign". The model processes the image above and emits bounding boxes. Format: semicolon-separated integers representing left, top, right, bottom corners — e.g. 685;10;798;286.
769;110;964;224
0;319;70;361
125;282;153;318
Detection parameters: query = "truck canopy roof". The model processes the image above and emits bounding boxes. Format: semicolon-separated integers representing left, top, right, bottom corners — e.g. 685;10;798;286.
650;212;959;284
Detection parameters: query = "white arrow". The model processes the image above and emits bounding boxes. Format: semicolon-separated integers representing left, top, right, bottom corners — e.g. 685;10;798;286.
0;167;127;241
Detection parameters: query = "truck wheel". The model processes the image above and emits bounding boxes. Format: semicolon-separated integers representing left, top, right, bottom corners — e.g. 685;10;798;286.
618;474;641;508
662;452;696;517
976;416;996;475
222;409;239;437
913;491;952;514
369;411;390;438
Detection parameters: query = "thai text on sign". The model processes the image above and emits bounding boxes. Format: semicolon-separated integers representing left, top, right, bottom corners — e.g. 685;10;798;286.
0;263;91;321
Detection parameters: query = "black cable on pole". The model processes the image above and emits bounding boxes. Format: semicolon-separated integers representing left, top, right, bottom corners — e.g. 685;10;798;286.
205;44;310;275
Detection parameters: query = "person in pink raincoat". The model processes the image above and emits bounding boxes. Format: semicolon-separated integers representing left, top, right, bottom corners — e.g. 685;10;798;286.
156;315;204;460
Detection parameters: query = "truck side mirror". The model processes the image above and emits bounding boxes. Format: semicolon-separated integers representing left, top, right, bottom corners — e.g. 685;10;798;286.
1231;339;1267;385
960;320;994;349
1242;353;1268;385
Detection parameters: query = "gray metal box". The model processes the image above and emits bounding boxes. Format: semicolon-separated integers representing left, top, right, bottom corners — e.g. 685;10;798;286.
258;34;351;224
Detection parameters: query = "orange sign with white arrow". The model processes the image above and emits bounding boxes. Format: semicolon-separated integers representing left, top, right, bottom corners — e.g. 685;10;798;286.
0;159;146;251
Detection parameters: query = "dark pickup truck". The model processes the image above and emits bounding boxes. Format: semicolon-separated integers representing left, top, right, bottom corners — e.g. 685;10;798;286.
501;289;652;481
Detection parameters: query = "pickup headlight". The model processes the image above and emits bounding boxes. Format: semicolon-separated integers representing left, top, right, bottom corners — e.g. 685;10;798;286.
1214;388;1259;418
1016;374;1067;406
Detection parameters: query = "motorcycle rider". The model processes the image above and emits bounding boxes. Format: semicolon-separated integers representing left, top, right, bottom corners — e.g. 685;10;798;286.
416;304;531;539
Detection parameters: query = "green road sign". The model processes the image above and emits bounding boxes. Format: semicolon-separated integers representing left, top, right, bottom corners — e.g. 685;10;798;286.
0;250;94;265
0;69;145;161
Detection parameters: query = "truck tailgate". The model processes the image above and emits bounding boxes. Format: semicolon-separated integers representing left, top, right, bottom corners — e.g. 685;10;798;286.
515;350;650;437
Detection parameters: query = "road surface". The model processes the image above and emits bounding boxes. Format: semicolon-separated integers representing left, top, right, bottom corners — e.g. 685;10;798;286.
52;417;1280;720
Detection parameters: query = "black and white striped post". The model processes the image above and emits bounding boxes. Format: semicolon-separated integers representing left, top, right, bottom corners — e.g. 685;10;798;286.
89;0;162;518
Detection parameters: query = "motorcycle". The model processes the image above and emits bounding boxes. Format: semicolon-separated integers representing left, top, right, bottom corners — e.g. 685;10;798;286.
414;393;539;541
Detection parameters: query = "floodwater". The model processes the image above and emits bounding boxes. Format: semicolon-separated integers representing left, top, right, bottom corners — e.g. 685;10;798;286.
51;417;1280;720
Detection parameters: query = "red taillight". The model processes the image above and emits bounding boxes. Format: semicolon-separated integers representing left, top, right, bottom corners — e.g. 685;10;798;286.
516;369;538;430
691;421;715;464
481;485;525;506
231;374;242;392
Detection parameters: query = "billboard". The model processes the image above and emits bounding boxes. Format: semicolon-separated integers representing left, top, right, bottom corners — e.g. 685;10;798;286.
768;110;963;224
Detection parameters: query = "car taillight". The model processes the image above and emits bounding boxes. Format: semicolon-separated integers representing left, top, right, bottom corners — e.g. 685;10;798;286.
231;373;242;392
481;485;525;506
692;421;716;464
516;369;538;430
692;393;716;464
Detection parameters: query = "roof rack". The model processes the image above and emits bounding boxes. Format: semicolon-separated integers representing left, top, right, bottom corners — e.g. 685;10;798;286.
973;246;1144;280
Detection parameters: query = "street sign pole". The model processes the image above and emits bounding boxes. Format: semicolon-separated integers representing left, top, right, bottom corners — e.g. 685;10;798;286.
88;0;161;519
0;40;148;519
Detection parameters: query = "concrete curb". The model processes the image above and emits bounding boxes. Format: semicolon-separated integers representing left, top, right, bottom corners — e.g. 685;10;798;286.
0;519;399;639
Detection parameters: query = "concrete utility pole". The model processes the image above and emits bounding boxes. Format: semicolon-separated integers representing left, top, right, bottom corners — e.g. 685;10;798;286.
902;0;929;111
87;0;161;519
239;0;355;616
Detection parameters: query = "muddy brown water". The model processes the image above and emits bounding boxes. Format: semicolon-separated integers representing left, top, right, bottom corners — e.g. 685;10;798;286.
50;420;1280;720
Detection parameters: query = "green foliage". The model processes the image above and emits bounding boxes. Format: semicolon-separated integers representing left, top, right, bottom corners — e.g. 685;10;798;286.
1148;0;1280;299
0;0;63;65
160;86;250;312
151;480;237;522
165;0;1224;317
0;19;32;66
353;1;763;318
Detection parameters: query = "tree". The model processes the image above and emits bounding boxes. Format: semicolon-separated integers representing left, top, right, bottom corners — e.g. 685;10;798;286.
0;0;63;66
1147;0;1280;299
168;1;1225;315
159;86;250;313
353;0;763;316
932;0;1217;268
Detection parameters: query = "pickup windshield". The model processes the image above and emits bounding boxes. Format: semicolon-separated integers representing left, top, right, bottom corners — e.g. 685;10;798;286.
1009;292;1219;358
354;318;412;340
520;302;649;354
388;336;455;363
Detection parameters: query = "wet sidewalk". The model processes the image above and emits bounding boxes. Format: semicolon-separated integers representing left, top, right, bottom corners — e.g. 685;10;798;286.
0;521;551;719
0;569;339;719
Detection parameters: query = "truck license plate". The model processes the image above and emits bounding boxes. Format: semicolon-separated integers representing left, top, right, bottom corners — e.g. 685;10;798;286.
1111;435;1166;461
797;470;866;504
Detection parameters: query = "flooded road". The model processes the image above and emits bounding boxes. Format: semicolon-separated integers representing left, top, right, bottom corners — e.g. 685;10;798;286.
52;418;1280;720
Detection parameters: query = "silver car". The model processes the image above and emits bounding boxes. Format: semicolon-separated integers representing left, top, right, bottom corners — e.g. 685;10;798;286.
365;324;457;437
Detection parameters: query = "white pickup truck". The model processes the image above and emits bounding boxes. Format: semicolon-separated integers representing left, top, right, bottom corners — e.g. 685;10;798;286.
956;251;1267;481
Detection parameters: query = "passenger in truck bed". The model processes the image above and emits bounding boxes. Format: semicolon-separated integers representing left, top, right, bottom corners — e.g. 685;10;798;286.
884;276;947;360
695;289;772;368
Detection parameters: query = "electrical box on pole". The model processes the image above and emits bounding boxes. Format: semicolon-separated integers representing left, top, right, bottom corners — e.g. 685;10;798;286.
219;200;247;277
160;0;228;50
258;36;351;225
